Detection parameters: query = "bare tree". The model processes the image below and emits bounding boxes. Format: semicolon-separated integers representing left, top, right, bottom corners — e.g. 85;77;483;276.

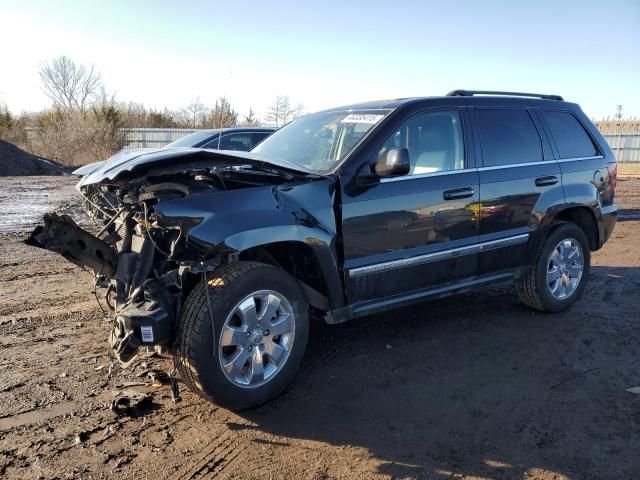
240;107;260;127
291;102;305;120
95;86;117;107
265;95;294;127
207;97;238;128
181;96;207;128
0;102;13;138
39;56;102;111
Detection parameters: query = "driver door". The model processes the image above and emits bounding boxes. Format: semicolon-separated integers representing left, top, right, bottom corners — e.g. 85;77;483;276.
340;109;480;304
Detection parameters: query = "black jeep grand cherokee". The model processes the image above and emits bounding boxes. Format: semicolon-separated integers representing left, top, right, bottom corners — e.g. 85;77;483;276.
28;90;617;409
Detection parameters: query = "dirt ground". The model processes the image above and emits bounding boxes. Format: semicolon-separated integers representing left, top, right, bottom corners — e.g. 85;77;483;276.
1;176;639;480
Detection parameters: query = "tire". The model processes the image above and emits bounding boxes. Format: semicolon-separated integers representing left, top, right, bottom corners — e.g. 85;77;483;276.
175;261;309;410
516;223;591;312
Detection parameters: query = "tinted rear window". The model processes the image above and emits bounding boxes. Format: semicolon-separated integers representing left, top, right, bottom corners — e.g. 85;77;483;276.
252;132;271;146
219;133;252;151
166;131;216;148
542;110;597;159
476;109;542;166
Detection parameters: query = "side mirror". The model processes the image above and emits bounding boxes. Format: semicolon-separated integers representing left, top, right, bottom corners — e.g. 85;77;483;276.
375;148;410;178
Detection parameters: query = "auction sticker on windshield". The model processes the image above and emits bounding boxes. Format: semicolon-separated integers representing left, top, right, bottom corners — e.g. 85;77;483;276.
341;113;384;124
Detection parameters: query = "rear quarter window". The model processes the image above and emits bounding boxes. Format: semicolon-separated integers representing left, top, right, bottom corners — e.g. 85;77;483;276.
476;109;543;166
219;133;252;151
252;132;271;147
542;110;597;159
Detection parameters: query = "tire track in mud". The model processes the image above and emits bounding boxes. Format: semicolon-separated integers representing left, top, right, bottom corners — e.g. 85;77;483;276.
0;310;102;332
220;444;304;480
185;425;310;480
167;423;252;480
0;305;98;324
2;267;82;282
0;399;78;431
191;435;248;479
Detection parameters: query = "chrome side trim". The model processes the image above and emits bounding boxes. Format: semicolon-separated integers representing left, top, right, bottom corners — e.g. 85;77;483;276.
475;233;530;251
380;168;476;183
477;160;551;171
348;233;529;278
377;156;605;182
556;155;604;163
478;156;604;170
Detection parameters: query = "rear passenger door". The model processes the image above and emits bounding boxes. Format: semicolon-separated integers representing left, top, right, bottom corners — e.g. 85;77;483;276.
473;108;562;275
537;110;609;209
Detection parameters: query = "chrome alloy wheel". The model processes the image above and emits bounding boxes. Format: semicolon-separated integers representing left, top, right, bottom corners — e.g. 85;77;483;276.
218;290;295;388
546;238;584;300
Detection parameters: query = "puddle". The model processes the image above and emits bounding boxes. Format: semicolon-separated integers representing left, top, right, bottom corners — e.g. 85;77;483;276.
0;176;81;234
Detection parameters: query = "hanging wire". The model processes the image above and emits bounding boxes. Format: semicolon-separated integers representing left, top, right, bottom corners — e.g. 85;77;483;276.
143;202;171;257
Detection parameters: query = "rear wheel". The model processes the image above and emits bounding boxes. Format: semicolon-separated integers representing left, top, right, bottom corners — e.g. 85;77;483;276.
516;223;591;312
175;262;309;410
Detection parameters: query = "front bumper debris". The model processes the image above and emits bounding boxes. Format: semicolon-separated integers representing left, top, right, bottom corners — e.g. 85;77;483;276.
26;213;175;364
25;212;117;276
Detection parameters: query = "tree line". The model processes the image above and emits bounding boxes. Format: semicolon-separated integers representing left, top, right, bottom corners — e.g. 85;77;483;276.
0;55;305;166
35;55;303;128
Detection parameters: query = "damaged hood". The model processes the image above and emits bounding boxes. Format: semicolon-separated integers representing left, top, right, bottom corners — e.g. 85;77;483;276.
77;147;313;186
72;148;157;177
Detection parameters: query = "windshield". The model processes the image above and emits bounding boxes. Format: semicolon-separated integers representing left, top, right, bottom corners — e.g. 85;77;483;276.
166;131;217;148
251;109;391;173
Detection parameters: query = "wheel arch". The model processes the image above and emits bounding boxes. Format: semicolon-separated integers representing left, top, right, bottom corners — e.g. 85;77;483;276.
524;205;599;270
237;238;346;311
551;206;599;251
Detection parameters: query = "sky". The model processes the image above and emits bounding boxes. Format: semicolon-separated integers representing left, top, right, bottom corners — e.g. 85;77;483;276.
0;0;639;120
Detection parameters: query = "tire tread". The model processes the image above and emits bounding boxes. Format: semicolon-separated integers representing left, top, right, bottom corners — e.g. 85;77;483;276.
174;262;264;401
516;222;590;312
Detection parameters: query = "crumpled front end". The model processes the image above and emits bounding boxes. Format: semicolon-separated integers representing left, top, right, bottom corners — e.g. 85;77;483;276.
26;151;305;364
26;186;203;364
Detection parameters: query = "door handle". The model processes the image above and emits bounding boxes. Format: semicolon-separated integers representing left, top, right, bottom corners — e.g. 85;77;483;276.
535;175;558;187
443;187;474;200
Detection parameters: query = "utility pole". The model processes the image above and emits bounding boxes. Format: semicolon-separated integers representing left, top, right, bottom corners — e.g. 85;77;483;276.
615;105;623;162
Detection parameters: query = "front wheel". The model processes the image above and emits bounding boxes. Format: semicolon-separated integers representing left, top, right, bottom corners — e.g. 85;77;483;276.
175;262;309;410
516;223;591;312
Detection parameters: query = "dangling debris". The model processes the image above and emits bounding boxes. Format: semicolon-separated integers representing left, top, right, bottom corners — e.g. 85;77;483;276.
110;390;152;416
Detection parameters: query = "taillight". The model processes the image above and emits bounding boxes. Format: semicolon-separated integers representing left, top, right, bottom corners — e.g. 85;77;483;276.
608;163;617;197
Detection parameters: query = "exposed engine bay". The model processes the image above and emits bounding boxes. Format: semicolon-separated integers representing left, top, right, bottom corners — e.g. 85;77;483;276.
26;151;314;365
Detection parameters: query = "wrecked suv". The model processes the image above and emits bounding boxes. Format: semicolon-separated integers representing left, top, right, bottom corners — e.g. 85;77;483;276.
27;90;618;410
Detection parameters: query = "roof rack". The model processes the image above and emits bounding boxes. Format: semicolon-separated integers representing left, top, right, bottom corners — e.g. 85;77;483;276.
446;90;564;101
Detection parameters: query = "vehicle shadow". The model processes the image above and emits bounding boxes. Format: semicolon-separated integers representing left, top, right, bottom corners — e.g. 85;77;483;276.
236;266;640;479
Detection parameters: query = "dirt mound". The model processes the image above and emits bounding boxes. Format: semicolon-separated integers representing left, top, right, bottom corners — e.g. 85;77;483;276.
0;140;69;176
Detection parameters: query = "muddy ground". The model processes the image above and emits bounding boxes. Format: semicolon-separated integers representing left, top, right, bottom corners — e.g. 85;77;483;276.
0;176;639;480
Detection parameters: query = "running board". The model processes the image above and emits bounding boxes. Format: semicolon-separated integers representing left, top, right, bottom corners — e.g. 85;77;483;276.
325;271;515;324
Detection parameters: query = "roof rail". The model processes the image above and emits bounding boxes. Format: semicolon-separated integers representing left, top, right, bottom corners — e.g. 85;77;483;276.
446;90;564;101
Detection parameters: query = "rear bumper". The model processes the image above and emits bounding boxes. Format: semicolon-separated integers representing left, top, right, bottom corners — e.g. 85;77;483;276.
598;204;617;248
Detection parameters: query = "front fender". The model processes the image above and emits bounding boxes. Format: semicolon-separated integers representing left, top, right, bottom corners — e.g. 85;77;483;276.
152;178;345;306
225;225;345;308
